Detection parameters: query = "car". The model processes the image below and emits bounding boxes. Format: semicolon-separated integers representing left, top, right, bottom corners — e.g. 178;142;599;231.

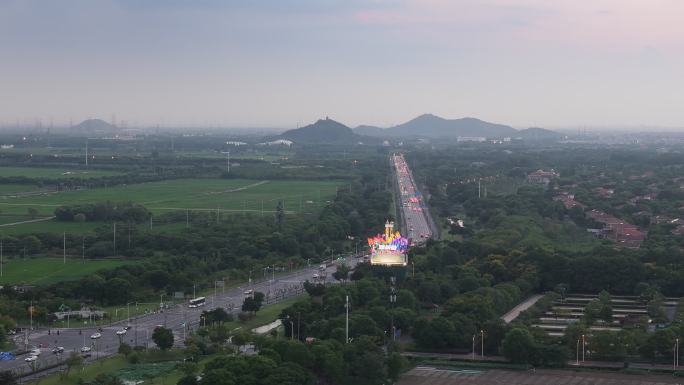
90;332;102;339
243;289;254;295
24;355;38;362
30;348;41;356
124;325;132;330
116;329;127;336
80;346;91;353
312;273;319;279
52;347;64;354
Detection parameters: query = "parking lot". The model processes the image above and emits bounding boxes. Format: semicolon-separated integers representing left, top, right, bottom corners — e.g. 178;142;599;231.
397;366;684;385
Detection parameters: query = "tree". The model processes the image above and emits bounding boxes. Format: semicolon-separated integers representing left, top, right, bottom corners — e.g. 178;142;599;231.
275;201;285;230
118;343;132;357
502;328;537;364
199;369;235;385
303;281;326;297
27;207;38;219
263;362;313;385
231;333;249;354
387;352;407;381
333;265;350;282
177;376;198;385
242;297;262;315
583;299;602;325
598;290;613;323
0;371;17;385
202;308;233;326
152;327;174;350
63;352;83;379
91;373;124;385
413;317;455;349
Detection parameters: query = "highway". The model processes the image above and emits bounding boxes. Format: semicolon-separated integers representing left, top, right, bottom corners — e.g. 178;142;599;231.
393;153;433;244
0;256;362;380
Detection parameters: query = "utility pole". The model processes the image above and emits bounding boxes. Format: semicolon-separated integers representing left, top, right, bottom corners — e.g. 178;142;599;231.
186;209;189;228
1;240;3;278
389;277;397;341
345;295;349;343
85;139;88;167
63;232;66;264
113;222;116;254
82;237;85;263
472;335;476;360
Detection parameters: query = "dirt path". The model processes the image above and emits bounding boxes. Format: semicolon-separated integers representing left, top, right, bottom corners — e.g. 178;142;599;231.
0;216;55;227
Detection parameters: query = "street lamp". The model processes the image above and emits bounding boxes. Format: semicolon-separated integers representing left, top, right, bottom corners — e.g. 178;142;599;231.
126;302;135;325
480;329;485;357
675;338;680;370
582;334;586;362
576;339;580;365
472;335;476;360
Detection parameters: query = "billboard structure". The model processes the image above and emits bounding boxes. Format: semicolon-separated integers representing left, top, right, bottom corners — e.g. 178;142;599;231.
368;221;409;266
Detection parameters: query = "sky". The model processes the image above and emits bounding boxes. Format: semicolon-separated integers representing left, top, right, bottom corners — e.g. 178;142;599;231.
2;0;684;129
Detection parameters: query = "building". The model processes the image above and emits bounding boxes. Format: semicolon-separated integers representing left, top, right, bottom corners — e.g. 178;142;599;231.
527;169;559;185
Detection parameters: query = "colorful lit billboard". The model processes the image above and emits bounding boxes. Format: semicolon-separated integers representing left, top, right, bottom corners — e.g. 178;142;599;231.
368;221;408;266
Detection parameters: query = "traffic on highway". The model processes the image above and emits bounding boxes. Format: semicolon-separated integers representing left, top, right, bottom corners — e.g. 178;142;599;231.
0;255;363;380
393;153;433;244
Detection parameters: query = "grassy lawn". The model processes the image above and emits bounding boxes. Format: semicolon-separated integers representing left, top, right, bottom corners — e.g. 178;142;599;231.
0;183;41;195
0;258;129;285
0;178;341;217
31;355;130;385
222;296;302;333
0;166;122;179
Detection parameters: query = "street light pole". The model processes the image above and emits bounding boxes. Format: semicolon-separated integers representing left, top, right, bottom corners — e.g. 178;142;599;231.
582;334;586;362
472;335;475;360
345;296;349;344
676;338;680;370
576;339;580;365
481;329;484;357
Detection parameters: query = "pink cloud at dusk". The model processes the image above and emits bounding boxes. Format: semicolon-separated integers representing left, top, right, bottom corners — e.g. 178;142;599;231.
354;0;684;50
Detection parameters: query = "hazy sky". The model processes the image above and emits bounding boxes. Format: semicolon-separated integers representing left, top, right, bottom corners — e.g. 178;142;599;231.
2;0;684;129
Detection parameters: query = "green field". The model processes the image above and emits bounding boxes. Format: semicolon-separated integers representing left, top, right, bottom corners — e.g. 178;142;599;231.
0;166;122;179
0;183;42;195
0;178;340;217
0;258;129;285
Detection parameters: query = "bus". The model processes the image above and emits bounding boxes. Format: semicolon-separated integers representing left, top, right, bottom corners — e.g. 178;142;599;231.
188;297;206;308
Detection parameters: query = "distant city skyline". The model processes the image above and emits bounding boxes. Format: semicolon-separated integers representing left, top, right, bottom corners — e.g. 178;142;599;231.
2;0;684;129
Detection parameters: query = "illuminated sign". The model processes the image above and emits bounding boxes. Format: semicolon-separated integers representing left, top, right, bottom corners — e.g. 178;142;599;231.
367;221;408;266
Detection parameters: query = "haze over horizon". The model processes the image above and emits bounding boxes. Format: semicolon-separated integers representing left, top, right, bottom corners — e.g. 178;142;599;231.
2;0;684;130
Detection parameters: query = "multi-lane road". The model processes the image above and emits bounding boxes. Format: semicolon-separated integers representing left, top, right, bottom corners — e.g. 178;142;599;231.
393;153;433;244
0;256;362;379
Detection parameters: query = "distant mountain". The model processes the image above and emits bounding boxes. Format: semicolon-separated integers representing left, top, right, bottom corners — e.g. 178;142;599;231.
395;114;518;137
280;118;377;144
516;127;563;140
72;119;118;133
353;125;385;137
354;114;519;139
